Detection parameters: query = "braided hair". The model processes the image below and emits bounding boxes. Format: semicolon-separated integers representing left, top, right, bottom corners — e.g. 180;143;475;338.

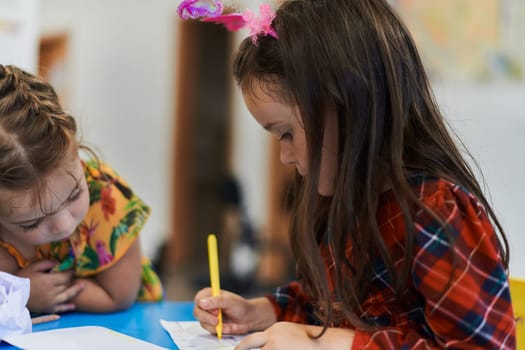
0;65;83;212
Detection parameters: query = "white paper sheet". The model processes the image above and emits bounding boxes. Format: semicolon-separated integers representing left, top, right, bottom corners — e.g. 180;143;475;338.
160;320;247;350
3;325;168;350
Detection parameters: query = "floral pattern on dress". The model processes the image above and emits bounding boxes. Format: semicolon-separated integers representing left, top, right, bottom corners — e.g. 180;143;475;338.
35;159;164;301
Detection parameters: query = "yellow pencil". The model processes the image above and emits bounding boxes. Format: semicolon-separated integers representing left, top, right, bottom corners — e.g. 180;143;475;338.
207;234;223;340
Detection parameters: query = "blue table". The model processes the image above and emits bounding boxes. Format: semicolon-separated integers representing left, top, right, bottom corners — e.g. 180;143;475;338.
0;301;196;349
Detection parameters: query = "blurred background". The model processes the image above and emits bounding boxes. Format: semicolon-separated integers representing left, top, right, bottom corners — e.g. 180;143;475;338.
1;0;524;301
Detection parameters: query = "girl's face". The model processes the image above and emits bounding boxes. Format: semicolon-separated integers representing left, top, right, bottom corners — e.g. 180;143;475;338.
243;81;338;196
0;155;89;249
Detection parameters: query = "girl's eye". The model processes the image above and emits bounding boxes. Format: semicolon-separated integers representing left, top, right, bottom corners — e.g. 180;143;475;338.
279;130;293;141
68;188;83;202
20;220;41;232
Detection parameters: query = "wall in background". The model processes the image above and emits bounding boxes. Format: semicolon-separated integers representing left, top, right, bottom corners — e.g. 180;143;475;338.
434;84;525;277
0;0;40;73
40;0;179;259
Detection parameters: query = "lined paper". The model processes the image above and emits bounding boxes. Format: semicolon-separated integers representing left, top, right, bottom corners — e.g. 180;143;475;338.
160;320;245;350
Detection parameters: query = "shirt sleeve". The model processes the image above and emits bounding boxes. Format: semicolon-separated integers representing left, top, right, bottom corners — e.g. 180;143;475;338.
70;160;151;276
352;181;516;349
266;281;321;325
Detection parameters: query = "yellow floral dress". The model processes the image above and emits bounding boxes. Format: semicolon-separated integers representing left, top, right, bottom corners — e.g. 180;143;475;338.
0;160;163;301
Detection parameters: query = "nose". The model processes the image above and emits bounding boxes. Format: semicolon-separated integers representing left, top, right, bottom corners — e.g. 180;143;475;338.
49;209;76;236
280;143;295;166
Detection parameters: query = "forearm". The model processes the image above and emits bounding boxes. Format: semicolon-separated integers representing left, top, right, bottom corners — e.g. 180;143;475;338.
236;322;354;350
71;240;143;312
72;277;138;312
308;325;354;349
247;297;277;331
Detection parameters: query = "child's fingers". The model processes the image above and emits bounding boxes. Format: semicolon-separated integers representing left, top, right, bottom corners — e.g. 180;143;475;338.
234;331;266;350
55;282;85;304
47;270;75;286
25;259;58;273
193;287;213;303
198;292;231;311
223;322;251;336
198;320;219;335
193;303;219;325
51;302;76;314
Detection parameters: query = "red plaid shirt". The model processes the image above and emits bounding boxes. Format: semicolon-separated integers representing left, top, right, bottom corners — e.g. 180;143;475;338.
267;175;516;349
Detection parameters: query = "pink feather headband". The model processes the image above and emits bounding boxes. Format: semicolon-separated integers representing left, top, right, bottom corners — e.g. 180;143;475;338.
177;0;278;45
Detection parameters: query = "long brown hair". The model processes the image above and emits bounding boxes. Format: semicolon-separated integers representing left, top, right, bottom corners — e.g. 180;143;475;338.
233;0;509;332
0;65;92;214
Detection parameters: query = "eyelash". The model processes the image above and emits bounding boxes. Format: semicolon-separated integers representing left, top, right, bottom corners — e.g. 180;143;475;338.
19;187;84;232
279;130;293;141
20;221;41;232
68;188;83;202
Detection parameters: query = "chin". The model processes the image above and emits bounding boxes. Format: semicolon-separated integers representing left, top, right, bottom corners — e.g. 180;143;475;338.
317;186;334;197
54;230;76;243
